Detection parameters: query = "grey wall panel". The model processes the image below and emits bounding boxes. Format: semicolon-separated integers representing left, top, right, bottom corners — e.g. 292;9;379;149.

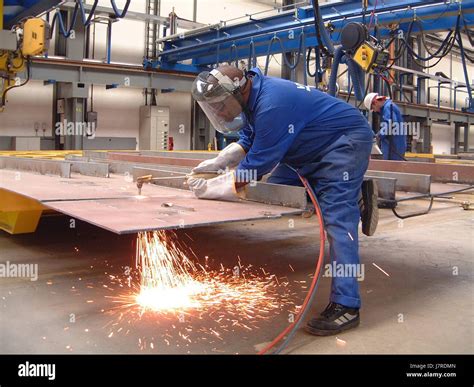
89;86;142;141
0;81;54;136
0;137;13;150
82;137;137;150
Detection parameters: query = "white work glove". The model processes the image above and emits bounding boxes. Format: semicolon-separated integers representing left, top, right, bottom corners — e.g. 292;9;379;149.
187;171;245;201
192;143;246;174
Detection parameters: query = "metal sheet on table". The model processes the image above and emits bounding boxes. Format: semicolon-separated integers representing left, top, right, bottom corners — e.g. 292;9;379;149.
44;194;302;234
0;156;71;178
107;152;203;167
0;170;139;201
0;170;302;234
369;159;474;184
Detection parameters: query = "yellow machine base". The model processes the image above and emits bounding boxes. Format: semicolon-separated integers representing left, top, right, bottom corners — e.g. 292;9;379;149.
0;189;46;234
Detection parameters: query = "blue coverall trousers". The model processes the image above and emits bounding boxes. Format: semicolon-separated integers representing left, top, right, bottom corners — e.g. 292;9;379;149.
267;128;373;309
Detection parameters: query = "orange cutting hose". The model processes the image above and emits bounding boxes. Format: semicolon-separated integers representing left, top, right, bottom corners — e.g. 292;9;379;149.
258;174;325;354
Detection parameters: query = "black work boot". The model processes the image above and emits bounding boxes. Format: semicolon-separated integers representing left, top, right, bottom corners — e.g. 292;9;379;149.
359;179;379;236
306;302;360;336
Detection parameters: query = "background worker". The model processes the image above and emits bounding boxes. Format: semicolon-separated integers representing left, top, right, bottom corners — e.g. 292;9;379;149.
364;93;407;161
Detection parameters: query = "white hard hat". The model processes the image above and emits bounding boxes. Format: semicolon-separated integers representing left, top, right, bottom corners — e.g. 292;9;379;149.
364;92;379;111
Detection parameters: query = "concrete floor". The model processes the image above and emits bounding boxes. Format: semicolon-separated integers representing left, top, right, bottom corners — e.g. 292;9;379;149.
0;188;473;354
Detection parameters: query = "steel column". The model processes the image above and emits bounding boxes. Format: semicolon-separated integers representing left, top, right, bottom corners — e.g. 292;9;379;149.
463;124;470;152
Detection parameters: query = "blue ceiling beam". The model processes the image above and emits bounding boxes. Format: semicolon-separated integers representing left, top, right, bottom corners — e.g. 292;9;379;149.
157;0;472;67
189;3;474;66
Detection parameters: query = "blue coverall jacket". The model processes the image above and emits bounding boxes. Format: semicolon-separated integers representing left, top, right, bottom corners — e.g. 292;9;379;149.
379;100;407;161
236;68;374;308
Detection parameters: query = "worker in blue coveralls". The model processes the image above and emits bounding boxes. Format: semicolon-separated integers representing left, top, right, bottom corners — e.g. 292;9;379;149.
187;65;378;336
364;93;407;161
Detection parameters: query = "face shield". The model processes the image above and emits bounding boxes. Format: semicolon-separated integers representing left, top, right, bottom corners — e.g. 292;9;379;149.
192;69;247;135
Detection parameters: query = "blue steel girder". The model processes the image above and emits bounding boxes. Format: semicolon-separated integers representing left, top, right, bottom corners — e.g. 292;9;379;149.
158;0;474;68
4;0;63;29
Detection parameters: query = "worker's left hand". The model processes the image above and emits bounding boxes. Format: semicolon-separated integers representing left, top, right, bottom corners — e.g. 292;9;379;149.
187;171;244;201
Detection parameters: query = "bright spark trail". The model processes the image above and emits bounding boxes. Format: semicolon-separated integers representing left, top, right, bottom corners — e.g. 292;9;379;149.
134;231;206;311
101;231;301;352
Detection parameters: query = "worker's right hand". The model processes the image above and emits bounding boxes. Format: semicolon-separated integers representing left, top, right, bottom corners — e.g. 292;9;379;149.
192;142;246;174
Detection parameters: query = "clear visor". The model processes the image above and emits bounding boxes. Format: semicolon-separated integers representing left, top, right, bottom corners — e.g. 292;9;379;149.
197;99;245;135
192;72;246;135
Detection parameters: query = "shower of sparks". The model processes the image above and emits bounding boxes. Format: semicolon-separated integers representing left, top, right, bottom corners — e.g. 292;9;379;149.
99;231;301;351
133;231;206;311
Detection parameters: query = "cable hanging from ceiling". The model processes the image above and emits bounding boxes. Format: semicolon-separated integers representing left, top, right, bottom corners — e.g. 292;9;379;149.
50;0;131;38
